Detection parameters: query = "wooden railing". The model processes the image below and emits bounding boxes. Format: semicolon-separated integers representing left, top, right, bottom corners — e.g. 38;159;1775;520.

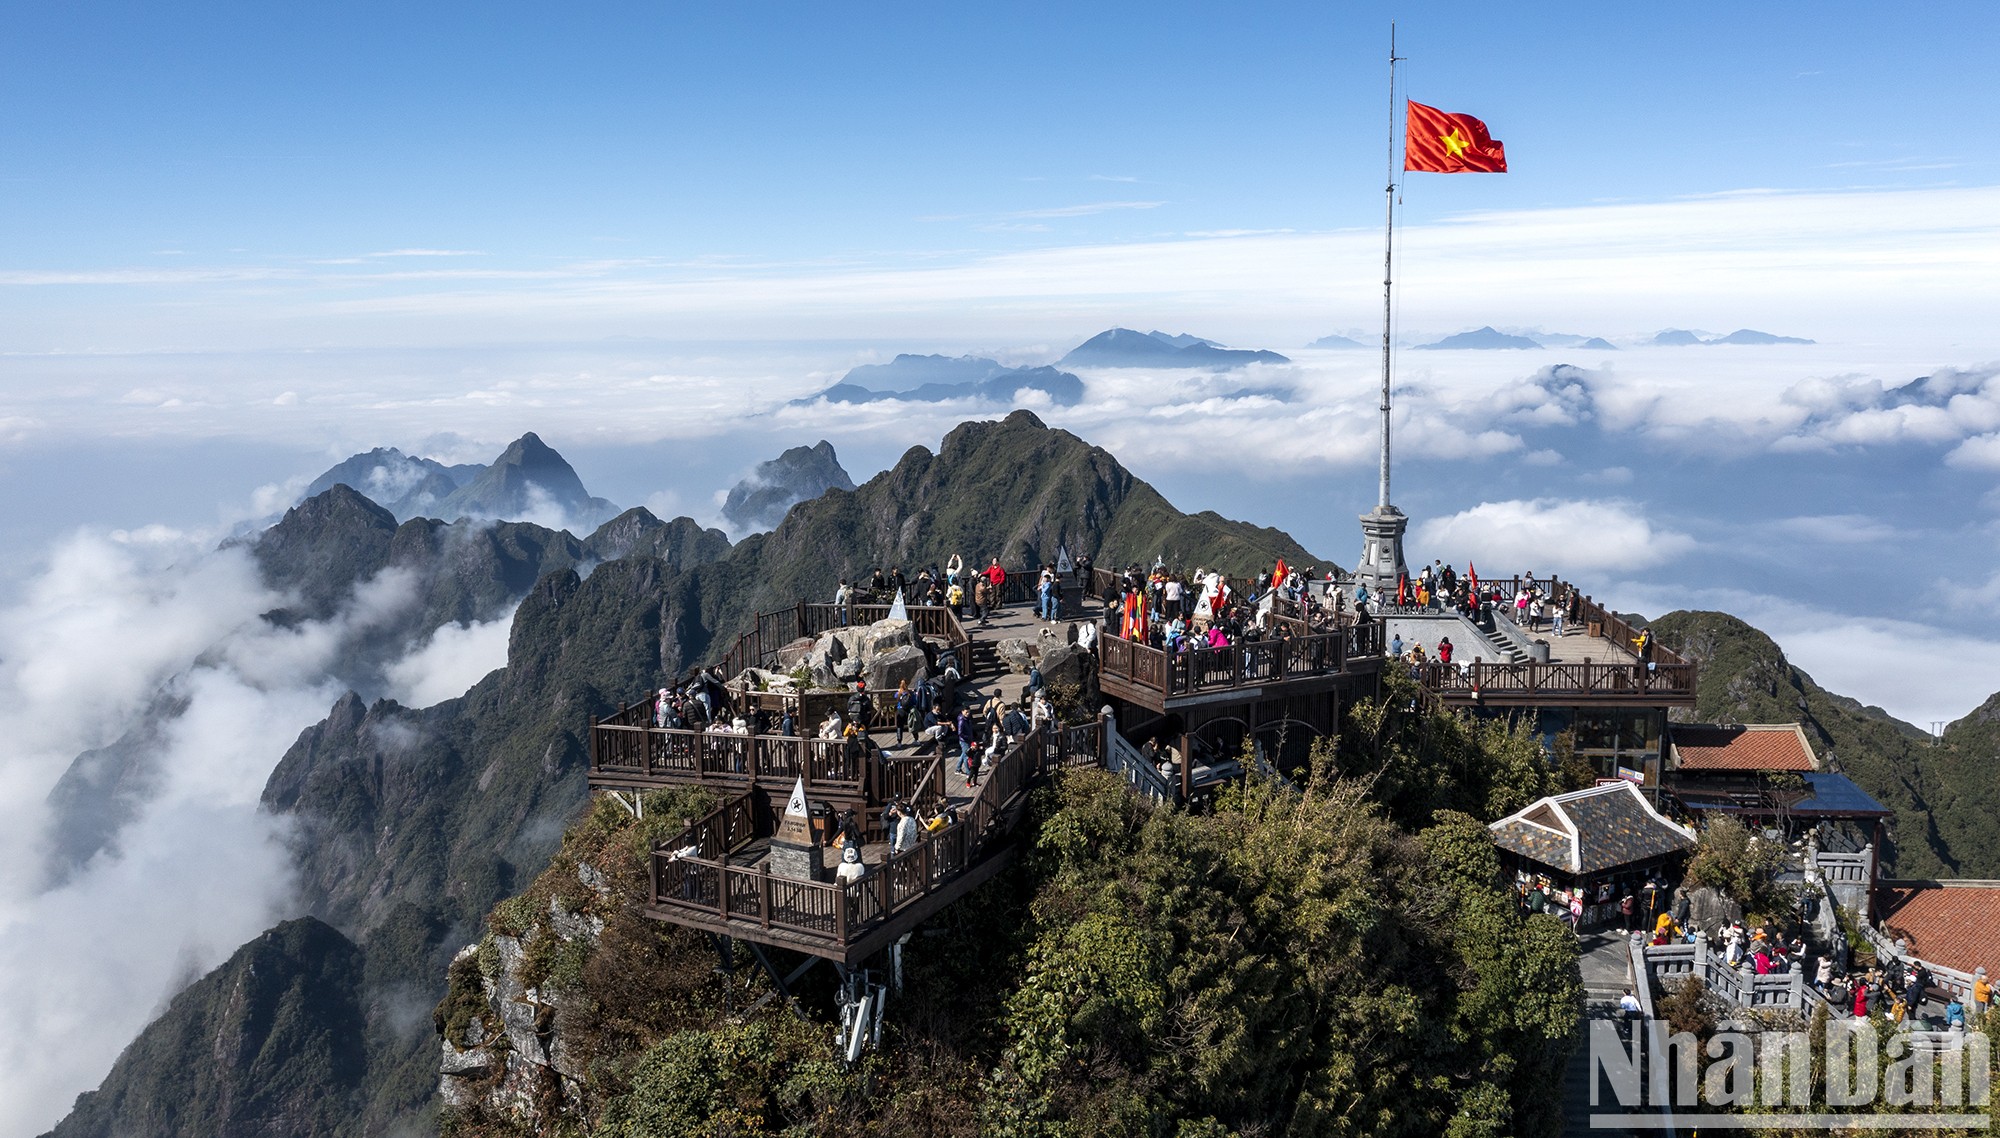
646;722;1063;948
1412;659;1697;703
662;790;761;860
1100;629;1371;698
590;707;868;795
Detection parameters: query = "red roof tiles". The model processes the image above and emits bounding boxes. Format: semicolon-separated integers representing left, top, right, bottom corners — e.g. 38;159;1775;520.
1877;884;2000;976
1669;724;1816;772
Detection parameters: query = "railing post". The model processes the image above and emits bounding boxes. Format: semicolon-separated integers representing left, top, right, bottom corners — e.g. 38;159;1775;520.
760;865;771;929
836;885;848;945
718;866;730;922
879;861;892;915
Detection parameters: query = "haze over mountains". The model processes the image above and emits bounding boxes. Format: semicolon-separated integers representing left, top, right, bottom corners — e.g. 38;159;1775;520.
719;440;857;533
1395;326;1810;350
1058;327;1289;368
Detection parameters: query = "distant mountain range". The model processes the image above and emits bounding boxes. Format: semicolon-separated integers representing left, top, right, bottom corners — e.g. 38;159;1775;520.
1414;327;1618;351
304;433;618;529
720;440;857;533
1651;328;1815;346
790;327;1285;408
793;354;1085;408
1059;328;1289;368
1308;333;1369;349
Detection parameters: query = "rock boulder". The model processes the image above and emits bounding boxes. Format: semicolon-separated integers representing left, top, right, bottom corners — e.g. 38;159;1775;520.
867;644;930;692
996;637;1038;674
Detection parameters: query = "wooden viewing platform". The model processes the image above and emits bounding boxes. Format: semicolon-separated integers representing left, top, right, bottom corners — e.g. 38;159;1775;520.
642;721;1103;964
1096;626;1382;711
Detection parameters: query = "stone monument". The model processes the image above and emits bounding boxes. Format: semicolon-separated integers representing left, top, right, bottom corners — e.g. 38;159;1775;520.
767;776;825;882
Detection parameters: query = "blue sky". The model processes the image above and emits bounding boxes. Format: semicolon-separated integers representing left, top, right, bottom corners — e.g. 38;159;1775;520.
4;1;1994;272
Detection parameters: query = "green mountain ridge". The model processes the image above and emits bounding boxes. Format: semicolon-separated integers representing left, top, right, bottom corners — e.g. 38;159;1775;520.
1652;609;2000;878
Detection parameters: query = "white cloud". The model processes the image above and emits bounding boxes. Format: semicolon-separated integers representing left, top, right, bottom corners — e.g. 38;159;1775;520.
1415;498;1696;575
1004;200;1165;219
384;611;514;708
1768;514;1900;545
367;248;483;258
1946;431;2000;470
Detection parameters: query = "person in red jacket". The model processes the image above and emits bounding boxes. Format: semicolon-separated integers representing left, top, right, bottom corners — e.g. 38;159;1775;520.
984;559;1007;603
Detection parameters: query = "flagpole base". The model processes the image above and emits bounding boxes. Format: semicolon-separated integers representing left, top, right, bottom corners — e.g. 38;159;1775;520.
1354;505;1410;598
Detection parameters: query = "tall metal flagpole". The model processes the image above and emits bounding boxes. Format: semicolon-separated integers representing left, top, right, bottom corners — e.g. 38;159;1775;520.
1354;24;1411;596
1379;25;1400;510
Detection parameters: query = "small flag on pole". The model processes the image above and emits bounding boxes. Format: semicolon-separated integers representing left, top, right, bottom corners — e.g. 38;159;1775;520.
1405;101;1508;173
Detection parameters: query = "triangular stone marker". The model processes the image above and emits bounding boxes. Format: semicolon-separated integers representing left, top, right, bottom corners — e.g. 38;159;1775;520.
886;588;908;621
785;775;809;818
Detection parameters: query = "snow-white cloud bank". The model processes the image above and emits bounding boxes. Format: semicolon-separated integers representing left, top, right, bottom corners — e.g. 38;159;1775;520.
1416;498;1697;575
384;612;514;708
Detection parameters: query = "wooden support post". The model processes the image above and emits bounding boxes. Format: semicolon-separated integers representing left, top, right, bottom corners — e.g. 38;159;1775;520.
760;864;772;929
1179;731;1192;804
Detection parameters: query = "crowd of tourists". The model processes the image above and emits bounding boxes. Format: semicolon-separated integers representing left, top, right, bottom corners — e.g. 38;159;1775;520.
1093;558;1356;658
833;553;1093;627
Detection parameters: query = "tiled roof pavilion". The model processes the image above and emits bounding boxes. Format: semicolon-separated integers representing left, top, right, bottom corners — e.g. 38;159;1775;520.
1489;781;1698;877
1669;723;1817;772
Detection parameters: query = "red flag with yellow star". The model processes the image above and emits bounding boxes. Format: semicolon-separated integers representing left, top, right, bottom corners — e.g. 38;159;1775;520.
1405;101;1507;173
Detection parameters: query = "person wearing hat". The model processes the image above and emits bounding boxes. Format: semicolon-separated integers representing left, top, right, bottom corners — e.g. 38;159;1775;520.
1973;967;1991;1025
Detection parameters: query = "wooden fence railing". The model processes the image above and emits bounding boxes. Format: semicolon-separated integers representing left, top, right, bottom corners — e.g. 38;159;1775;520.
1100;628;1374;698
591;709;868;795
646;721;1063;947
1412;659;1697;703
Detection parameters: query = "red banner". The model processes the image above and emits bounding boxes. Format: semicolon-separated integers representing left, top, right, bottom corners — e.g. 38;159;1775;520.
1405;101;1508;173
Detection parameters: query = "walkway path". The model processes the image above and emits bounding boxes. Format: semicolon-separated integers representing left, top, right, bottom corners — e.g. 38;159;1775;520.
863;593;1104;813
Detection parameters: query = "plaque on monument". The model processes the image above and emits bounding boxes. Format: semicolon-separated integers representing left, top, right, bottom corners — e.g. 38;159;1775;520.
768;776;825;881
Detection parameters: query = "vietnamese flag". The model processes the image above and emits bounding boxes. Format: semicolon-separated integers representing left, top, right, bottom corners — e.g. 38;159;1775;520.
1271;559;1288;589
1405;101;1508;173
1468;563;1478;593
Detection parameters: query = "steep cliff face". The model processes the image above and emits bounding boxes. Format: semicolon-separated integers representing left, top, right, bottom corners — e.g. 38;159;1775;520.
1651;610;2000;877
41;919;367;1138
